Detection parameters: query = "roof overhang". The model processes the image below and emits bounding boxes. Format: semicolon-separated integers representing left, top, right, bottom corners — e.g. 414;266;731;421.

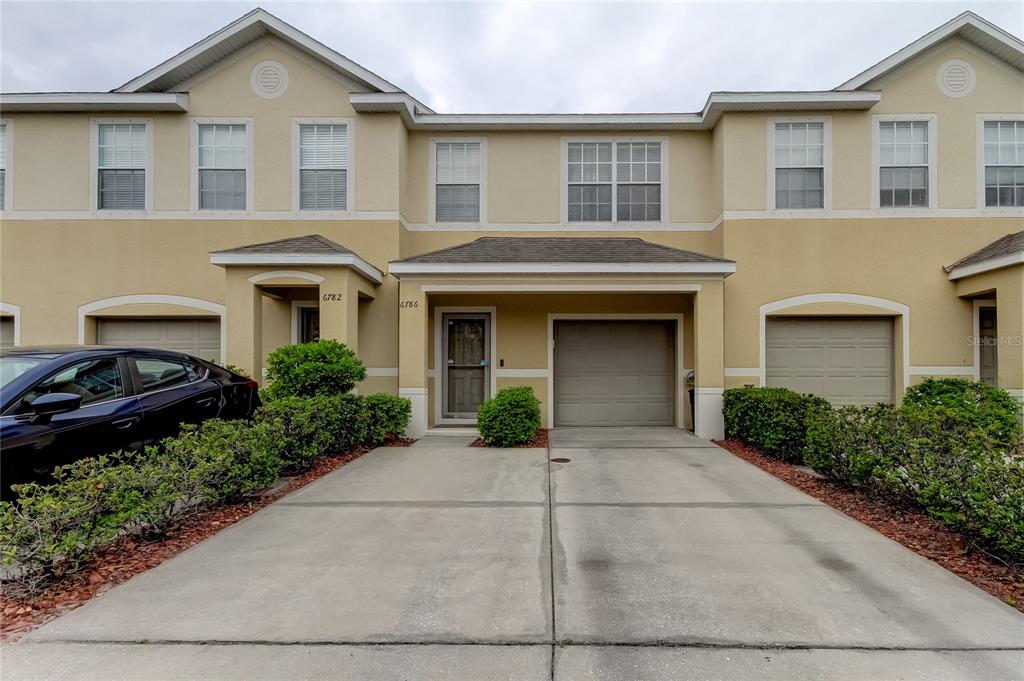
210;252;384;284
387;262;737;277
0;93;189;112
838;11;1024;90
115;8;420;104
946;251;1024;280
350;91;879;131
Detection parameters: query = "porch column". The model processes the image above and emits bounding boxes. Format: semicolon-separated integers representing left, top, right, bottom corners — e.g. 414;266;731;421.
997;268;1024;413
694;280;726;439
225;273;263;381
398;279;428;438
318;268;360;355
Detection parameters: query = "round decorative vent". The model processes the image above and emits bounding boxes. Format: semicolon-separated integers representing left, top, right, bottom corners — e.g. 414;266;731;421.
937;59;975;98
250;60;289;99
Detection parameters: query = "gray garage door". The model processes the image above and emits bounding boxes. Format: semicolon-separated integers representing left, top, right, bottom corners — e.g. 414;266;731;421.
766;316;893;405
97;318;221;362
554;320;675;426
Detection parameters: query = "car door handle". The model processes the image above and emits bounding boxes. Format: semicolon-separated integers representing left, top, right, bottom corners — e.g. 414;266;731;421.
196;397;218;407
112;417;140;430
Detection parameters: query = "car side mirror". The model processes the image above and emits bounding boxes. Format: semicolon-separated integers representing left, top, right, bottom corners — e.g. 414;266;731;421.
28;392;83;424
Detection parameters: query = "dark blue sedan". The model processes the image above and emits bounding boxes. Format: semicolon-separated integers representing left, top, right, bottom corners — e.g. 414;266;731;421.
0;346;260;498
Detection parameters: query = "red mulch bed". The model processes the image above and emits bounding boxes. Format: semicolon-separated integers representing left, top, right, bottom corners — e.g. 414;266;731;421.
716;438;1024;613
0;436;413;640
471;428;549;448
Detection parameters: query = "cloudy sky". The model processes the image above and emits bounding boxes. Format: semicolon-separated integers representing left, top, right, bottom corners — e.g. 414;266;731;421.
1;1;1021;113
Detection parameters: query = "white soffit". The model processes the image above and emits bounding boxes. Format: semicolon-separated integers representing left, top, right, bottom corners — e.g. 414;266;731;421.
350;91;880;131
838;11;1024;90
0;93;189;112
946;251;1024;280
114;8;428;110
210;252;384;284
387;262;737;276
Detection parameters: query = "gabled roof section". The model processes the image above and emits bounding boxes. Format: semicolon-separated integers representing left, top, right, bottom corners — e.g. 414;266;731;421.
388;237;736;277
945;231;1024;280
838;11;1024;90
116;7;427;108
210;234;383;283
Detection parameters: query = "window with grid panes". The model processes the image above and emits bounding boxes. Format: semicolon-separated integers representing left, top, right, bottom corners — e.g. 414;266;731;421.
774;122;823;209
567;141;661;222
983;120;1024;207
97;123;146;210
198;124;247;210
435;142;480;222
879;121;929;208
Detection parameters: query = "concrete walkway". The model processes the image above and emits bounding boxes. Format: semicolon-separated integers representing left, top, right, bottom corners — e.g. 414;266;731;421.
4;428;1022;680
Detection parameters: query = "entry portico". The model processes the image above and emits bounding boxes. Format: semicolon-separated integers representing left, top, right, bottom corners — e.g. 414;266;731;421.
211;234;384;380
389;237;735;439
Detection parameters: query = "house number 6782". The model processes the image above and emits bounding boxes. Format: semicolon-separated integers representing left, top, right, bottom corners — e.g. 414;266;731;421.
321;293;343;301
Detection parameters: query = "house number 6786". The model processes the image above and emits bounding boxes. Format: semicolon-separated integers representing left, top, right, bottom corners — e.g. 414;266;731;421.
399;300;420;308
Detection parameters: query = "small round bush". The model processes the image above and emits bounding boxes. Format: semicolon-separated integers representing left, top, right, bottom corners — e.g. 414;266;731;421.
262;340;366;400
902;378;1022;452
477;387;541;447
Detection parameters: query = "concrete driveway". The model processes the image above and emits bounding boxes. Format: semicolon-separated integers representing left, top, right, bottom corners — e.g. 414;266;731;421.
4;428;1022;680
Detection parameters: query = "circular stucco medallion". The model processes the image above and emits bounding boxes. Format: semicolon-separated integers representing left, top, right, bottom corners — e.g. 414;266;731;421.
250;60;289;99
937;59;975;98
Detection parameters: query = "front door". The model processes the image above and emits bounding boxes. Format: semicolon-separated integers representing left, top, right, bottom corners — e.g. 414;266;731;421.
979;306;998;387
443;313;490;419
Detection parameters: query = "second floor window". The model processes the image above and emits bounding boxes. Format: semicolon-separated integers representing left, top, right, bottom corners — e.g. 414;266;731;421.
435;142;481;222
879;120;929;208
299;124;348;210
984;120;1024;207
567;140;661;222
198;123;247;210
774;122;823;209
97;123;146;210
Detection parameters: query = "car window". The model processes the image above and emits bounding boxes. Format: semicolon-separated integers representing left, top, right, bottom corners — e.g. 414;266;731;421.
7;358;124;415
134;358;191;393
0;357;46;389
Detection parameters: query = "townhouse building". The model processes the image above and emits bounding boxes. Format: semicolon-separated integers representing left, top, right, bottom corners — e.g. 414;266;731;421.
1;9;1022;438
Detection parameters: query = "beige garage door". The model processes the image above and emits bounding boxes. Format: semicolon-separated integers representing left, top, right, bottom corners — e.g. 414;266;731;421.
0;317;13;347
554;320;675;426
97;318;221;362
766;317;893;405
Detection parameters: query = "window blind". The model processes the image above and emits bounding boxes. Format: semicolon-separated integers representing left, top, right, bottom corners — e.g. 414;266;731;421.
435;142;481;222
774;123;824;209
984;121;1024;207
299;124;347;210
97;123;146;210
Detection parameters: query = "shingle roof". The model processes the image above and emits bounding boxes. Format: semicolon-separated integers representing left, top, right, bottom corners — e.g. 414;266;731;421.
390;237;734;265
211;234;354;256
945;231;1024;272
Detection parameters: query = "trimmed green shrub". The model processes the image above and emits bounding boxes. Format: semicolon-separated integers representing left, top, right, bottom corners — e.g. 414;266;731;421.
159;419;282;505
256;394;367;469
902;378;1022;452
262;340;367;400
804;404;900;488
363;393;413;445
477;387;541;447
722;387;829;462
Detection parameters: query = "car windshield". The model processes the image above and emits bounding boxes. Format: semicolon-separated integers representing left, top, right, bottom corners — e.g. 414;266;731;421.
0;357;47;389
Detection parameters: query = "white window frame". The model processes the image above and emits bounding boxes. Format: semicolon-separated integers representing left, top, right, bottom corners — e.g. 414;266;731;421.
871;114;937;210
428;137;487;226
767;116;832;212
291;117;355;215
976;114;1024;210
190;117;254;214
560;137;668;225
90;118;153;214
0;118;11;213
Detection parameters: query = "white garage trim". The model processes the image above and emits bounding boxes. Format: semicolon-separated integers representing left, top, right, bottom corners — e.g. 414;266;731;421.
248;270;325;284
78;294;227;364
758;293;910;395
433;306;497;426
547;313;686;430
0;301;21;346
